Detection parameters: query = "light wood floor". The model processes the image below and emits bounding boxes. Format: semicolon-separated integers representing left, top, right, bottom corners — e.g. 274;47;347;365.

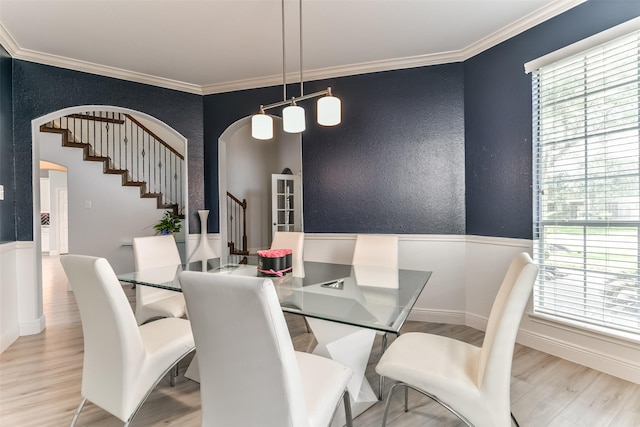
1;255;638;427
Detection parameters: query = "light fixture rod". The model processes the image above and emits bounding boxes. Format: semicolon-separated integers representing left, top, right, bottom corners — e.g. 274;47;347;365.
281;0;287;101
260;87;332;112
299;0;303;97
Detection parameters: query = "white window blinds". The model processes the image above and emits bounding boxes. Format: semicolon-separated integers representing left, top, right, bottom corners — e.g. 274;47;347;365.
532;29;640;336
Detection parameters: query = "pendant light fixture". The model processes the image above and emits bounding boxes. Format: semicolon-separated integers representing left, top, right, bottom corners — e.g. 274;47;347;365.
251;108;274;140
251;0;341;140
317;87;341;126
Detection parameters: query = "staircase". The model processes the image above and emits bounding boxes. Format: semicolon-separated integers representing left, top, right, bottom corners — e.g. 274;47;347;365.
40;111;185;217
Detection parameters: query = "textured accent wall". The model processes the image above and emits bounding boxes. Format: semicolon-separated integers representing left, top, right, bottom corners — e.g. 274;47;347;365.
0;45;13;242
302;65;465;234
464;0;640;239
205;63;466;235
12;61;204;240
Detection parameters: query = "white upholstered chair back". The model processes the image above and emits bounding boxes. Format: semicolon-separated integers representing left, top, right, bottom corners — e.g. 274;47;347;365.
351;234;398;268
477;252;539;417
271;231;305;277
61;255;147;420
180;272;310;427
133;235;182;270
133;235;185;324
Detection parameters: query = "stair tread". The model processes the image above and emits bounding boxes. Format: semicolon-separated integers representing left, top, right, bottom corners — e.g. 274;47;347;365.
42;117;183;219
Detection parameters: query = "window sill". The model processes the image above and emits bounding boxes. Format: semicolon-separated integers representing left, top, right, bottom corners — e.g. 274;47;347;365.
527;311;640;348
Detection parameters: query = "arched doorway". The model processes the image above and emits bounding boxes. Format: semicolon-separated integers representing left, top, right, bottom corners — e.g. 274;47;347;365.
218;115;302;256
30;105;188;331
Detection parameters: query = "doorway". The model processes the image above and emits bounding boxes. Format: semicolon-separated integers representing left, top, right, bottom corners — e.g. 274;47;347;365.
31;105;189;331
218;116;302;256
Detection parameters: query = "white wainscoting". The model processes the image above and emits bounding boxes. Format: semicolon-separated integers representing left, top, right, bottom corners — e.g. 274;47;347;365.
0;242;20;353
1;241;45;353
3;233;638;384
303;233;640;385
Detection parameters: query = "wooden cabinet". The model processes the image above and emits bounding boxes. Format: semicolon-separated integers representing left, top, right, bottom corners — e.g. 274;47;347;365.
271;174;302;235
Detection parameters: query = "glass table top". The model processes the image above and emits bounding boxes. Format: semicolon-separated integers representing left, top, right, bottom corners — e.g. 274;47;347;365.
118;255;432;334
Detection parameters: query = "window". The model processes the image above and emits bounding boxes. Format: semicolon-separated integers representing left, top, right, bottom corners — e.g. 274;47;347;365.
532;29;640;337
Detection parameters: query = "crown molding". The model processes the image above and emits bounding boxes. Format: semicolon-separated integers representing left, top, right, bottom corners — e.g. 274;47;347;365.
0;21;20;56
11;48;205;95
200;49;466;95
460;0;587;60
0;0;586;96
0;21;204;95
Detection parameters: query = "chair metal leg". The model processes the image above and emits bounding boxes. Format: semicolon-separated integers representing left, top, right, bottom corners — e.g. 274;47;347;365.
404;384;408;412
381;382;401;427
378;332;388;400
69;398;87;427
511;412;520;427
343;390;353;427
170;362;179;387
382;382;475;427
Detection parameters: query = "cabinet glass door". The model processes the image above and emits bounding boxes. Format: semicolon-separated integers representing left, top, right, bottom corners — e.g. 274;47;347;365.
272;174;302;235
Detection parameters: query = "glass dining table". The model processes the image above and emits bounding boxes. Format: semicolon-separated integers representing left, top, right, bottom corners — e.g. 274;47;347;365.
118;255;432;424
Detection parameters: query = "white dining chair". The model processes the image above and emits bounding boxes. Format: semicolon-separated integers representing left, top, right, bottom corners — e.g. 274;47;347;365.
271;231;305;277
133;235;187;325
180;271;354;427
352;234;398;269
375;252;538;427
61;255;195;427
352;234;399;398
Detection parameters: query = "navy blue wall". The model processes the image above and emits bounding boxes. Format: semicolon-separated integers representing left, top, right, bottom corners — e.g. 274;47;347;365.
12;61;204;240
204;63;466;234
465;0;640;239
301;66;465;233
0;45;14;242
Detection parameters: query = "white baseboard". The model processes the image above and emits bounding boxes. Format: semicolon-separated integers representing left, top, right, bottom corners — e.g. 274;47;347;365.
19;315;46;336
0;325;19;353
408;307;466;325
518;328;640;384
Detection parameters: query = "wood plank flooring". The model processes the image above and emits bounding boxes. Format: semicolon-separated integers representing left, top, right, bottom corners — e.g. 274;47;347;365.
0;255;638;426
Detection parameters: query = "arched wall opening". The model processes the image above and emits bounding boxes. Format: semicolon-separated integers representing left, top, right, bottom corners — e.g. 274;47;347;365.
218;115;302;256
28;105;189;333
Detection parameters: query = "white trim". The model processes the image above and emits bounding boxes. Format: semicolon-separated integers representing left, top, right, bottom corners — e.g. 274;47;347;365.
465;235;532;247
408;308;466;326
0;1;584;95
304;233;358;241
517;328;640;384
0;241;18;253
524;15;640;73
18;316;46;336
528;312;640;347
303;233;469;243
0;323;19;353
465;312;489;332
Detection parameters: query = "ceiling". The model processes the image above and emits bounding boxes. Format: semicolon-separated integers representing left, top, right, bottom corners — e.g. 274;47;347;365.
0;0;585;95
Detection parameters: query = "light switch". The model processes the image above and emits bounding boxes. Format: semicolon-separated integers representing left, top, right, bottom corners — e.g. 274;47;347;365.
84;200;92;209
0;185;4;200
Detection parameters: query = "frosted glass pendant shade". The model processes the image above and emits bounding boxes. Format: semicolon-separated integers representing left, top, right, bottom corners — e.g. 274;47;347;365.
251;114;273;140
317;95;341;126
283;105;306;133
